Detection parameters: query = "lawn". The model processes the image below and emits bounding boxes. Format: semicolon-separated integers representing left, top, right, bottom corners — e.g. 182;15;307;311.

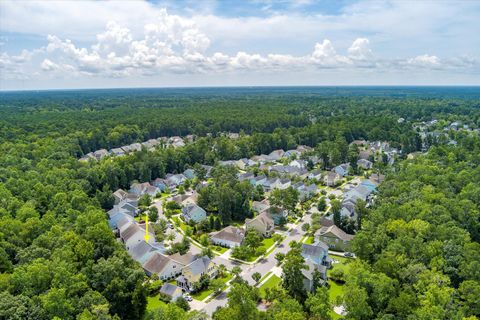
328;280;345;319
328;255;353;319
258;274;282;298
172;216;187;232
146;294;168;311
212;245;228;254
261;237;275;250
306;236;315;244
191;273;232;301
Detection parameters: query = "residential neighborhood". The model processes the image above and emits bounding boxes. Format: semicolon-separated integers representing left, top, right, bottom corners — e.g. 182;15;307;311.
103;139;397;316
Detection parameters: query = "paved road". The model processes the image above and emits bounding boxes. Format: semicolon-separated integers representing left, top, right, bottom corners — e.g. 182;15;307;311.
201;212;313;315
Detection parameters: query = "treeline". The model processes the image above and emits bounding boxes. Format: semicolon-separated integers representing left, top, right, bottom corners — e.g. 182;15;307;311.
347;138;480;319
0;89;479;319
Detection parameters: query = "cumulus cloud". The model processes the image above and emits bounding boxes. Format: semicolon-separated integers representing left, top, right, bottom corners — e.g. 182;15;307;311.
1;5;478;87
408;54;440;67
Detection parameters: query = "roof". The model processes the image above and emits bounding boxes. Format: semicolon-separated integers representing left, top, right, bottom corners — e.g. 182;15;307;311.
169;252;197;266
302;243;328;258
113;188;128;199
184;256;213;276
319;225;354;242
130;240;155;261
302;259;327;280
143;252;172;274
211;226;245;244
246;211;274;228
160;283;182;297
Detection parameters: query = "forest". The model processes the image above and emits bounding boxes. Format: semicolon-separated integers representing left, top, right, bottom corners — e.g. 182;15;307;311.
0;87;479;320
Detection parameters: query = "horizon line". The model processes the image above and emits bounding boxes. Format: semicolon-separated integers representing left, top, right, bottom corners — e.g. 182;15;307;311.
2;84;480;93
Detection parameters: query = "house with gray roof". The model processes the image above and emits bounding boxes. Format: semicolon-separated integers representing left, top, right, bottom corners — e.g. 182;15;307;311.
93;149;109;160
308;170;322;181
176;256;217;292
324;172;341;187
182;203;207;224
245;211;275;237
113;188;128;204
334;163;350;177
357;159;373;169
316;225;354;252
159;283;183;302
268;149;285;161
110;147;125;157
165;174;187;189
210;226;245;248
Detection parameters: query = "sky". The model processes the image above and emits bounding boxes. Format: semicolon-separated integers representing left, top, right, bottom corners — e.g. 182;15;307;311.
0;0;479;90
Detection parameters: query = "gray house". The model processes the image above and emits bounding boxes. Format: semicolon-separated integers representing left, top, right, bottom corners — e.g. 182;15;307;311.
182;203;207;223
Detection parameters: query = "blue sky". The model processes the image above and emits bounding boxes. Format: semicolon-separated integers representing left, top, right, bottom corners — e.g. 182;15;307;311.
0;0;479;90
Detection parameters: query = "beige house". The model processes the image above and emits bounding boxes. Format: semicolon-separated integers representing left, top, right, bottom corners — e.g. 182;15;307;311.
176;256;217;292
142;252;196;280
316;225;354;252
245;211;275;237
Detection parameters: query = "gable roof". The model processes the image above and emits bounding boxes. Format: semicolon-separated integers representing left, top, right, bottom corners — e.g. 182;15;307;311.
142;252;172;274
211;226;245;244
160;283;182;297
184;255;213;276
318;225;354;242
246;211;274;228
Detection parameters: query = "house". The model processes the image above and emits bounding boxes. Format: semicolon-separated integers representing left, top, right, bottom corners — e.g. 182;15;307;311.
268;149;285;161
142;252;195;280
262;177;280;192
295;183;317;201
159;283;183;302
152;178;168;192
238;172;255;182
369;173;385;184
129;143;143;152
235;158;257;170
110;147;125;157
142;139;159;150
176;256;217;292
245;211;275;237
296;145;313;153
165;174;187;189
350;139;367;147
334;164;350;177
252;200;270;213
324;172;341;187
316;225;354;252
250;175;267;187
183;169;196;180
358;150;373;160
119;202;137;217
263;206;288;225
301;242;331;267
357;159;373;170
182;203;207;223
79;153;96;162
302;259;328;292
129;182;152;196
278;178;292;190
219;160;237;167
308;170;322;181
210;226;245;248
284;149;301;159
113;188;128;205
108;210;133;229
93;149;109;160
290;159;307;169
169;137;185;148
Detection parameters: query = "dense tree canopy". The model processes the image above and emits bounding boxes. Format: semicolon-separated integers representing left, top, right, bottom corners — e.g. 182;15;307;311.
0;87;478;319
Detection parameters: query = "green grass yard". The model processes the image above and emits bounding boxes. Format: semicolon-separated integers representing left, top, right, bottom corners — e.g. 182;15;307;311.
146;294;168;311
212;245;228;254
172;216;187;232
191;273;232;301
328;255;353;319
258;275;282;298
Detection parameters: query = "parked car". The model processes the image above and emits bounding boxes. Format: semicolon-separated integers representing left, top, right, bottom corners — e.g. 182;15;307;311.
344;252;354;257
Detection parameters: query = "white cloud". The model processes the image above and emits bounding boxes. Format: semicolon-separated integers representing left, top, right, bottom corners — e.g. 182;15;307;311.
408;54;440;67
41;58;58;71
0;1;479;88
